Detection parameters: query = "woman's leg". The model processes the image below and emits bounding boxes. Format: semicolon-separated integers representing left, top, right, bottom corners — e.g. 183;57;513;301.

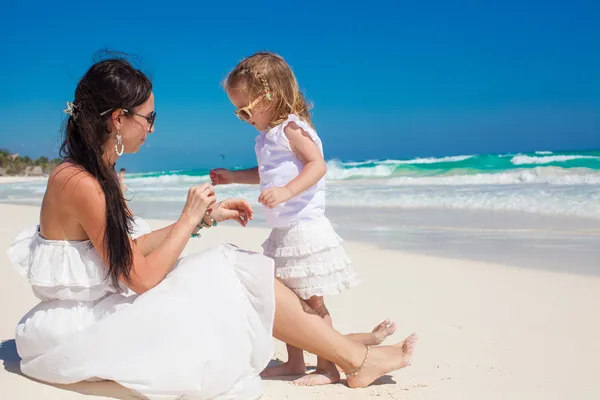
261;317;397;380
272;280;417;388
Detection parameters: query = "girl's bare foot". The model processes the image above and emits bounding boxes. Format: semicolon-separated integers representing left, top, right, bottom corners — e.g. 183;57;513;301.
261;361;306;378
293;365;341;386
346;333;418;389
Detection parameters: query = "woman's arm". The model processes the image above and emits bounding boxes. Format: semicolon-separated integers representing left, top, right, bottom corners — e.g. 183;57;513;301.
129;195;255;256
71;176;215;294
134;224;177;256
134;196;255;254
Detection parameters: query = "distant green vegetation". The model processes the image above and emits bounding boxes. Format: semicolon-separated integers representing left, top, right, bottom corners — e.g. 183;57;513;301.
0;148;61;176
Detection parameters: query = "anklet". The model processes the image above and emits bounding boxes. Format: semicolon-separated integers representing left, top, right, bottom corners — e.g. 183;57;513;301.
345;345;370;378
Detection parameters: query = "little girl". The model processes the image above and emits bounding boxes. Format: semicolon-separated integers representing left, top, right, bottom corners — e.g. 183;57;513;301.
211;52;373;386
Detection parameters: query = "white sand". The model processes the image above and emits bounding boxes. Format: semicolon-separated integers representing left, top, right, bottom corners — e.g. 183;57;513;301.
1;203;599;399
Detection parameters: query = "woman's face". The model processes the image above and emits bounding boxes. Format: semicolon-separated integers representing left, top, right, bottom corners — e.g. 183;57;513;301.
118;92;155;154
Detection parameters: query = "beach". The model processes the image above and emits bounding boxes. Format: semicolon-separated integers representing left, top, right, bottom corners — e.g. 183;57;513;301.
2;0;597;396
1;201;599;399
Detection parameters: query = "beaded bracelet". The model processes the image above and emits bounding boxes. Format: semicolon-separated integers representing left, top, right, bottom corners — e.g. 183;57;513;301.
190;226;202;239
190;211;218;238
200;211;218;228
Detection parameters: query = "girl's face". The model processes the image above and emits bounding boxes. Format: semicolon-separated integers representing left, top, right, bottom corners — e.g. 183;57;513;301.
227;87;274;132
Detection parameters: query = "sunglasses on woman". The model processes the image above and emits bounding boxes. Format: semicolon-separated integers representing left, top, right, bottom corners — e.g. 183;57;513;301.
100;108;157;131
124;109;156;130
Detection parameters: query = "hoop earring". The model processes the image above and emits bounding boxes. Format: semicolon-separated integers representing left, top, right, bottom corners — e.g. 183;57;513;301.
115;132;125;156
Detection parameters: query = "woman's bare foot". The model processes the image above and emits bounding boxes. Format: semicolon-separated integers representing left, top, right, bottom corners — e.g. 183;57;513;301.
261;361;306;378
371;320;397;345
347;320;398;346
294;360;341;386
346;333;418;389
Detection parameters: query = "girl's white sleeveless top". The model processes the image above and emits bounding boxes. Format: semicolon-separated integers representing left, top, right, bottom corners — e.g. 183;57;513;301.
255;114;326;228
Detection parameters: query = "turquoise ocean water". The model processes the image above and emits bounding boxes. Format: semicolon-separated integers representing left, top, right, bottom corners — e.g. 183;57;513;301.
2;149;600;218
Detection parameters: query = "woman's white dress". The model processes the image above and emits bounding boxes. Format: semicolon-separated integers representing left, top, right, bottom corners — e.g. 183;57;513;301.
6;217;276;400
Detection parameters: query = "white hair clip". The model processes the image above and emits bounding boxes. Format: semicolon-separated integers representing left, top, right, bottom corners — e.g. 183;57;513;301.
63;102;78;117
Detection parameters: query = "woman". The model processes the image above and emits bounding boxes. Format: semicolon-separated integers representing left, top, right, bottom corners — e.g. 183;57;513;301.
7;57;417;400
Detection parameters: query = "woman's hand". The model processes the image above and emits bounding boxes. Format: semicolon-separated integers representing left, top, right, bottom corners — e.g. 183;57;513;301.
181;184;216;227
210;198;253;227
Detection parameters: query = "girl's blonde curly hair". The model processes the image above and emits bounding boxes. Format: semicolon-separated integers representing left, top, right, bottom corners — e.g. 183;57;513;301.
224;52;313;129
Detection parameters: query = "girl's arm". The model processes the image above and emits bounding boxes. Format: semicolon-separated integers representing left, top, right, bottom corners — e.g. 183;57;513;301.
258;122;327;208
233;167;260;184
210;167;260;185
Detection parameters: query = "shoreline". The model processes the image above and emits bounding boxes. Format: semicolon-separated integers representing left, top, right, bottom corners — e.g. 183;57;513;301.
2;193;600;276
0;176;48;185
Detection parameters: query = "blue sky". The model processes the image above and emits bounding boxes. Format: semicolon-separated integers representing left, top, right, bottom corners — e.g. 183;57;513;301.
0;0;598;172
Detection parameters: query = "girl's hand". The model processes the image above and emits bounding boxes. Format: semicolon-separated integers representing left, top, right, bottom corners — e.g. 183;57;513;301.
258;186;294;209
210;198;254;226
210;168;235;185
181;184;216;226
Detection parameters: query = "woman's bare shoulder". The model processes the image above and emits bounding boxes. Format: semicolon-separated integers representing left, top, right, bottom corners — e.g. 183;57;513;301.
47;162;104;204
41;162;106;239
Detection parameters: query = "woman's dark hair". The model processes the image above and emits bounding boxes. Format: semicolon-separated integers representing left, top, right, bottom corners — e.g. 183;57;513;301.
60;56;152;285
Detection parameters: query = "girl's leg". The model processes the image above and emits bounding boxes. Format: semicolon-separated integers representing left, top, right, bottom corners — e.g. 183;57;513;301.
271;280;418;388
294;296;340;386
260;343;306;377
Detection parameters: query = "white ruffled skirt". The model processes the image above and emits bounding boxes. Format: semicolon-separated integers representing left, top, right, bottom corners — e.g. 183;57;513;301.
262;216;360;299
